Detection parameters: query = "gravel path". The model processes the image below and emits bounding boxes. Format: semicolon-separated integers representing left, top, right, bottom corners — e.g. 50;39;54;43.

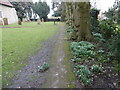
9;23;74;88
42;23;69;88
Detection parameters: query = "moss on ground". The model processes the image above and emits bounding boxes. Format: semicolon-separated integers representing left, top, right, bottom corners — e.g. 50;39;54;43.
63;38;76;88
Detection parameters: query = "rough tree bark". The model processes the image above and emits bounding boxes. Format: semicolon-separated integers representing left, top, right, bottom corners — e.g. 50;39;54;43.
65;2;72;26
65;1;93;41
71;2;79;41
76;2;93;41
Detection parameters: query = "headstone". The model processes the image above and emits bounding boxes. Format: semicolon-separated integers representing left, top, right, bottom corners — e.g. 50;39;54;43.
26;17;31;22
37;18;41;24
18;18;22;25
3;18;8;25
42;18;44;22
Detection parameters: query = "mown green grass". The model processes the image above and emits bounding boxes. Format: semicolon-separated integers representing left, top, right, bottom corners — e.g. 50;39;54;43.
2;22;59;87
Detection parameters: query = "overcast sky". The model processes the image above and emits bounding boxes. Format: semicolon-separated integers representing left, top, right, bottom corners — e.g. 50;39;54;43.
33;0;115;17
93;0;115;11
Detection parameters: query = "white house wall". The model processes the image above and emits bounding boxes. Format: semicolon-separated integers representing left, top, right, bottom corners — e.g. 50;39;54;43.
0;5;18;24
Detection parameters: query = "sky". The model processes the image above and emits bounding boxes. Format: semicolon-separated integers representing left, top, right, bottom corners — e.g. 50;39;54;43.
33;0;116;17
92;0;115;11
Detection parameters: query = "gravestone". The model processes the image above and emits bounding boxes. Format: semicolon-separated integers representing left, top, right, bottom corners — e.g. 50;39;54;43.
37;18;41;24
18;18;22;25
42;18;44;22
3;18;8;25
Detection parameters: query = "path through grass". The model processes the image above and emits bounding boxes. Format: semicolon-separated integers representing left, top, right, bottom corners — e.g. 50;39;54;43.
2;22;58;87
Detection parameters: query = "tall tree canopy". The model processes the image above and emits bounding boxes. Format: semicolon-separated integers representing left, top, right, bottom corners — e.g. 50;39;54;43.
52;2;65;17
11;2;33;20
104;0;120;24
52;2;66;21
32;2;50;21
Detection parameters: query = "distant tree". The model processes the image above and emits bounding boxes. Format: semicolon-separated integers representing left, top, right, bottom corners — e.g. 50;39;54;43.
52;2;65;17
32;2;50;21
104;0;120;24
52;2;66;21
90;8;100;33
113;0;120;25
105;8;116;20
11;2;33;20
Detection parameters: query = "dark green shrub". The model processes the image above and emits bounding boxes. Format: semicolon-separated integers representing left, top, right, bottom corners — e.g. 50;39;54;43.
91;65;101;74
66;26;73;33
74;65;91;86
97;49;105;55
99;19;119;40
70;41;96;58
92;32;105;42
90;8;100;33
66;26;73;39
108;35;120;61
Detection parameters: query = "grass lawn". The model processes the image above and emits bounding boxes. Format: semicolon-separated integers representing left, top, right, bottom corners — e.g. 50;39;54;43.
2;22;59;87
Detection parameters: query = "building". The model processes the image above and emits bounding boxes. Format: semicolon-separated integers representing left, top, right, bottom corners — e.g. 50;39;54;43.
48;16;61;22
98;11;106;20
30;8;40;21
0;0;18;25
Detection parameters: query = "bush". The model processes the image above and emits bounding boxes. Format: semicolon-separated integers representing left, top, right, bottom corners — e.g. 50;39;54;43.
70;41;96;58
99;19;119;40
91;65;101;74
92;32;105;42
90;8;100;33
66;26;73;39
97;49;105;55
108;35;120;61
74;65;91;86
66;26;73;33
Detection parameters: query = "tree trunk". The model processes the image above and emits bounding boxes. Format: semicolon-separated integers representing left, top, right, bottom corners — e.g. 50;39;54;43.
65;1;93;42
76;2;93;41
65;2;72;26
71;2;78;41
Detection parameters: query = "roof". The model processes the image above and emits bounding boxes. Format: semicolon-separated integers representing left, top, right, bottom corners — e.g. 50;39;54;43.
0;0;13;7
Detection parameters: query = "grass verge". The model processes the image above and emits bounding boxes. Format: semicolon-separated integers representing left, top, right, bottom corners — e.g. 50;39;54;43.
64;35;76;88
